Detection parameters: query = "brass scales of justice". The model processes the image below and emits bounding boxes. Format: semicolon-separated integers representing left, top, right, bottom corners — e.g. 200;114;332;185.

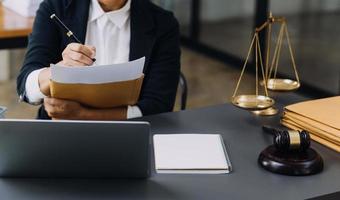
231;13;301;116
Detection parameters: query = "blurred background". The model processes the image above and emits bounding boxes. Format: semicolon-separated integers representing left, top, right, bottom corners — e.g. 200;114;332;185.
0;0;339;118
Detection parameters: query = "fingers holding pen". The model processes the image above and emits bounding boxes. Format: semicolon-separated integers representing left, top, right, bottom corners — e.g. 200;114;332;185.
69;43;96;59
62;43;96;66
50;15;96;66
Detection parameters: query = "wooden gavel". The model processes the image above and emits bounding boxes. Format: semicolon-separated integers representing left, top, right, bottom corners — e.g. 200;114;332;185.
259;126;323;176
263;126;311;152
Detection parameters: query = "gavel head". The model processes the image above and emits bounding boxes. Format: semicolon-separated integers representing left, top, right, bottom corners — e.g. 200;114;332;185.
273;130;311;152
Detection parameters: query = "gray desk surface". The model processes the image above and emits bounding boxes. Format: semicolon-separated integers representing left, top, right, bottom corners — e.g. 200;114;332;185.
0;93;339;200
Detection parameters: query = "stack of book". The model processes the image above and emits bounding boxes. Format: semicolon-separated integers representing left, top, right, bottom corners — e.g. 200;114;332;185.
3;0;43;17
281;96;340;153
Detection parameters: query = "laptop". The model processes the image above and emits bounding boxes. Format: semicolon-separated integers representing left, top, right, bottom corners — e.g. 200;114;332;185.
0;119;151;178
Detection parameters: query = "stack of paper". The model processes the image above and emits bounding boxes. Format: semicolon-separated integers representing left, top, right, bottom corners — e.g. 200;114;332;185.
50;57;145;108
153;134;232;174
3;0;43;17
281;96;340;153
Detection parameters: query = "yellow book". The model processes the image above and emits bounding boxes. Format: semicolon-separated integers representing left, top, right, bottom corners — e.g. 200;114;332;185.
281;119;340;152
281;96;340;152
283;111;340;144
284;96;340;131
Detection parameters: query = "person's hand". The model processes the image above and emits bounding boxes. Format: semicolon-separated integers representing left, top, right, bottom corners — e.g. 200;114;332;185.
38;67;52;96
37;43;96;96
59;43;96;66
44;97;128;120
44;97;87;120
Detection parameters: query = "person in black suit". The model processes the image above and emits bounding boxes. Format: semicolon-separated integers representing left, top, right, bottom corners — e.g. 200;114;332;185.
17;0;180;120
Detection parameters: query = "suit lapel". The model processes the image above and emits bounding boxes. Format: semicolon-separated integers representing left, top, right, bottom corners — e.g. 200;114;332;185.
129;0;155;72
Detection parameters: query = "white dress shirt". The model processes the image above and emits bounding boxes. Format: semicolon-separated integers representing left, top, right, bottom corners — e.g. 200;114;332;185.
25;0;143;119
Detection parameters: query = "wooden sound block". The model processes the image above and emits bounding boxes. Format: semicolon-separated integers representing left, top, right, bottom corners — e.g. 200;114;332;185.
258;145;324;176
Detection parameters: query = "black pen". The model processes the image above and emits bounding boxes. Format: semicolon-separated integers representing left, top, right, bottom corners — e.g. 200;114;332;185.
50;13;96;62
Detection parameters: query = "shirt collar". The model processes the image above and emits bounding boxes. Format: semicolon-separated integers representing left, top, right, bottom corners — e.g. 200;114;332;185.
89;0;131;29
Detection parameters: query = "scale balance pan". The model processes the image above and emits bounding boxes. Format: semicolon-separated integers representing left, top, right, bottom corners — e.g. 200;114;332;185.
252;107;279;116
232;95;275;110
266;78;300;91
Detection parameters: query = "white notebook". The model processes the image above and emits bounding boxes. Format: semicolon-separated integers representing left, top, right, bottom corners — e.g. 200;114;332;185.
153;134;232;174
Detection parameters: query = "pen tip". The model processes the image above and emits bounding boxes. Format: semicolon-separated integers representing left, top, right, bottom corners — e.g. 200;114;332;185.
50;14;56;19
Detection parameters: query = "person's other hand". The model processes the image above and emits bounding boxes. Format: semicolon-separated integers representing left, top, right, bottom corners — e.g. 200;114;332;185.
44;97;87;120
38;67;51;96
59;43;96;66
38;43;96;96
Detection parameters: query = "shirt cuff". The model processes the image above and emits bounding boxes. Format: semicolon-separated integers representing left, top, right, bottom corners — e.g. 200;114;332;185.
25;68;47;105
127;105;143;119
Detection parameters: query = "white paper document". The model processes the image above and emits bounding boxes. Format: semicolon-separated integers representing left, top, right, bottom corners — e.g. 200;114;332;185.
50;57;145;84
153;134;232;174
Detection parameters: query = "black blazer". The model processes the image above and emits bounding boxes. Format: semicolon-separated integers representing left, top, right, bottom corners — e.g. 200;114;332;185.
17;0;181;119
